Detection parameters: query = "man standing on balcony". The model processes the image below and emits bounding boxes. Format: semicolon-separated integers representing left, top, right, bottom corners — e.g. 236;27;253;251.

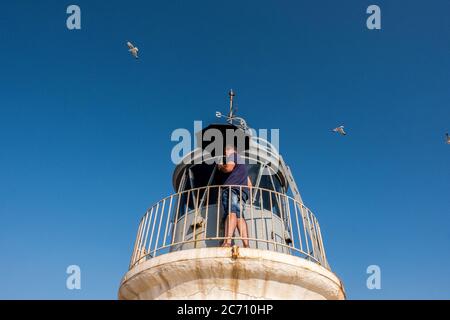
217;144;252;248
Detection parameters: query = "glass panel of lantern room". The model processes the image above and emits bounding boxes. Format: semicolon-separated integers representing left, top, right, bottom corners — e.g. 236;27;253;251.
252;166;281;217
177;163;216;217
247;163;260;186
177;166;192;218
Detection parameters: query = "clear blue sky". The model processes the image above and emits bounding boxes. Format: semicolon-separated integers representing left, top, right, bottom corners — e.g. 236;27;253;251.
0;0;449;299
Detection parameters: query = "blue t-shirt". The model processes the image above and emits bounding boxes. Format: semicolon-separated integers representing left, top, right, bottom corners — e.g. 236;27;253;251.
222;153;249;196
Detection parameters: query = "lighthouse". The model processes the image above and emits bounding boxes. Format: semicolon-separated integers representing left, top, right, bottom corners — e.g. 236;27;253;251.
118;91;346;300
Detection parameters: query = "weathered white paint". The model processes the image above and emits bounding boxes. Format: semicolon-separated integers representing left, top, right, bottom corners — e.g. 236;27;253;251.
118;247;345;300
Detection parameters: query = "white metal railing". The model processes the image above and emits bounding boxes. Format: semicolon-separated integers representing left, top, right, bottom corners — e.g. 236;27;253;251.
128;185;329;270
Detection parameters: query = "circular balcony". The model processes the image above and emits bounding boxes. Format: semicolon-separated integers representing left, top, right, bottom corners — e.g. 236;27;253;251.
127;185;329;270
119;185;345;300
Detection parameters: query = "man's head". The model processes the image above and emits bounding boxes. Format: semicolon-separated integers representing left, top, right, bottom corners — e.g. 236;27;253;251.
224;144;236;157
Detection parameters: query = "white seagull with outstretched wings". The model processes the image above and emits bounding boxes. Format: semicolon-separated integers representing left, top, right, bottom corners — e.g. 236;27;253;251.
332;125;346;136
127;41;139;59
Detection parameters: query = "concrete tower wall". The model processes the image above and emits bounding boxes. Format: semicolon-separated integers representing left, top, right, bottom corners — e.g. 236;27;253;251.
119;248;345;300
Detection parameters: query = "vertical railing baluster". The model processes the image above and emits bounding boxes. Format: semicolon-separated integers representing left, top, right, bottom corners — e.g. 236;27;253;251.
192;188;200;248
147;204;158;257
130;217;144;268
171;193;182;245
278;193;286;252
311;215;319;262
313;216;325;266
153;199;166;257
142;207;154;260
269;190;276;252
204;186;210;241
300;204;310;258
239;186;243;246
315;217;329;269
181;190;191;243
293;201;303;254
138;210;151;262
250;186;255;248
162;195;173;250
136;207;153;262
284;194;294;251
228;186;232;243
260;188;267;250
305;208;316;260
216;186;221;241
311;211;320;262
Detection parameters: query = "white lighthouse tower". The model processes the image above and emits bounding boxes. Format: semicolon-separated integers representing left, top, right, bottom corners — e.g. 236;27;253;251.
118;91;346;300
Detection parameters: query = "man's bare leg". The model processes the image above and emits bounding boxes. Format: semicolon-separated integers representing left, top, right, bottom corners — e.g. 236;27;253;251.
222;213;237;247
222;216;230;246
237;218;250;248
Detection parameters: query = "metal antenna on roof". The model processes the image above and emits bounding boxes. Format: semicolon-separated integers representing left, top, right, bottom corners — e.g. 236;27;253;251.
215;90;249;130
228;89;235;123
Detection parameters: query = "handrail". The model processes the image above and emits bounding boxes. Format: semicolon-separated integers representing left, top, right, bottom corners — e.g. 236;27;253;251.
128;185;330;270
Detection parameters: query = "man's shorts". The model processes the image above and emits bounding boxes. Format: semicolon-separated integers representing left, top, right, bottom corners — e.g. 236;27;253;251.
221;188;248;220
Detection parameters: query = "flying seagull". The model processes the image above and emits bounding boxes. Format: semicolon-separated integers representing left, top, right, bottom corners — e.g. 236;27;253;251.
127;41;139;59
446;133;450;144
332;125;346;136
